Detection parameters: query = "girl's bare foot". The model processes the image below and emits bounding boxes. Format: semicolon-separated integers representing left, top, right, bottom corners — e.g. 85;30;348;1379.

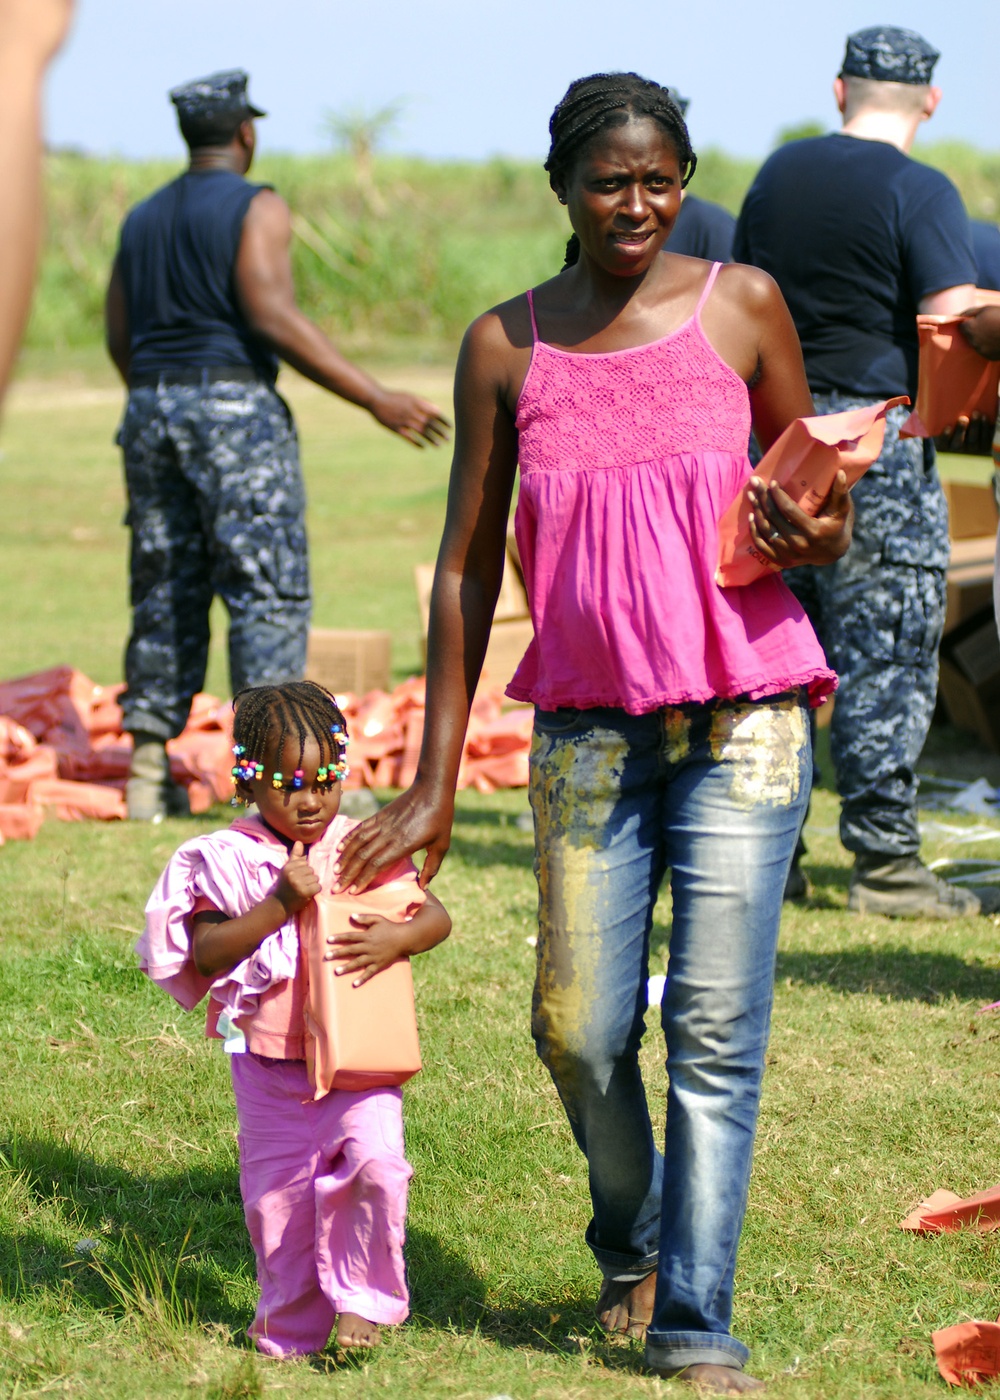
649;1363;764;1394
336;1311;380;1348
595;1270;656;1339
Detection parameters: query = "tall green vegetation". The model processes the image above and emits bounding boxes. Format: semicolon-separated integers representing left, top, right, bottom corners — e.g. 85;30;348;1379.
918;140;1000;221
27;141;1000;359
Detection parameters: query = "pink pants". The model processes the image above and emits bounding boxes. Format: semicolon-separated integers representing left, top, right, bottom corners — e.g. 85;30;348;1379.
230;1053;412;1358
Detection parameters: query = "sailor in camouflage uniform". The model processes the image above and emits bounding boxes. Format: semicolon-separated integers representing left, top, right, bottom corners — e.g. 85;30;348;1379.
736;29;999;917
784;397;949;872
106;71;448;818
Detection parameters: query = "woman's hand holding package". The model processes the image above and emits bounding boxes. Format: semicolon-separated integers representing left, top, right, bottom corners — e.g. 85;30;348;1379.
959;305;1000;361
933;307;1000;452
747;469;854;570
336;778;455;894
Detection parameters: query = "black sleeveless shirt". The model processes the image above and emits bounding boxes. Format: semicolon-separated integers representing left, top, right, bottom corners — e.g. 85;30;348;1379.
118;168;279;382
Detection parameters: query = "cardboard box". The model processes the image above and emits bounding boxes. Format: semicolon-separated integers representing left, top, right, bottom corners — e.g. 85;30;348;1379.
945;535;997;633
413;548;528;636
943;481;999;541
937;606;1000;752
506;520;522;580
413;549;532;702
306;629;392;695
481;619;535;690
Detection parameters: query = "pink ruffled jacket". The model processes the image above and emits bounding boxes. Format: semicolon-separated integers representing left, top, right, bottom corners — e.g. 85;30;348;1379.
135;814;416;1030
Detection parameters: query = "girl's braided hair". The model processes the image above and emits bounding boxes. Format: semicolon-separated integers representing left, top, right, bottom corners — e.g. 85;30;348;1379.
544;72;698;269
232;680;348;776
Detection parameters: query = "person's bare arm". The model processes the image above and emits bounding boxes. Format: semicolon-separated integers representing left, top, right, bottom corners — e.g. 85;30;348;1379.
919;284;978;315
104;257;130;384
722;264;853;568
190;841;321;978
235;190;449;447
0;0;74;399
335;310;520;892
324;889;451;986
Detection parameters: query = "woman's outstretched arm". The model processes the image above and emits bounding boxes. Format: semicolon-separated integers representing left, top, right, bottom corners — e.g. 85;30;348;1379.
336;311;521;892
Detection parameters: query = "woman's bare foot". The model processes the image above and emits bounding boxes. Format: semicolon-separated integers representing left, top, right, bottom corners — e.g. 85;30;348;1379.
595;1271;656;1339
336;1311;380;1348
649;1363;764;1394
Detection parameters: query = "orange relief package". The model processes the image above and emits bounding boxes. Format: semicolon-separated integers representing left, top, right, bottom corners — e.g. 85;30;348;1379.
716;397;907;588
932;1318;1000;1388
900;315;1000;439
298;886;424;1100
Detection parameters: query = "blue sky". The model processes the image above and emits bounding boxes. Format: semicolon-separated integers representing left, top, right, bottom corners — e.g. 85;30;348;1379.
47;0;998;163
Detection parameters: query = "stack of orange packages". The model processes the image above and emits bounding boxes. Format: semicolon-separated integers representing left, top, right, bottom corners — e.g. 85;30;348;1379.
0;666;532;845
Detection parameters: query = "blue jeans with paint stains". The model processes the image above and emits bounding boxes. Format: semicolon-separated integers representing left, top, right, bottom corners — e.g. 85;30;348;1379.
528;692;811;1373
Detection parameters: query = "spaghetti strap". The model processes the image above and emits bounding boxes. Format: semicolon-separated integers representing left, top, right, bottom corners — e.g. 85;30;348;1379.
693;261;722;319
526;288;539;343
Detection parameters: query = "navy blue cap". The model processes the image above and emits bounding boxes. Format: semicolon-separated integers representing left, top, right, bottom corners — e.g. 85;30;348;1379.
839;26;939;85
169;69;266;123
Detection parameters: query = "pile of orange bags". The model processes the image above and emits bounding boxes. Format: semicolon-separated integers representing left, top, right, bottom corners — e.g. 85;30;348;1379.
0;666;532;845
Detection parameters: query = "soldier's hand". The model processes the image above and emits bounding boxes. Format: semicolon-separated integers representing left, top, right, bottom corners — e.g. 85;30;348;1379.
747;469;854;569
368;389;451;448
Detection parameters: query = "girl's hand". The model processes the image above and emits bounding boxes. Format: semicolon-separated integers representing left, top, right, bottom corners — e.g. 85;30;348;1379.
273;841;321;915
325;914;410;987
747;470;854;569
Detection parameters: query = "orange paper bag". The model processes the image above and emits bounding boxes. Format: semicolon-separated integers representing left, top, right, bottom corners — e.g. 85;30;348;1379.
716;397;907;588
899;1183;1000;1235
900;315;1000;439
933;1319;1000;1387
298;886;424;1099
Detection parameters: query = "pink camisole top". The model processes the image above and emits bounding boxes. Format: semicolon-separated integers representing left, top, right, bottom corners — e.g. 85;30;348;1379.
506;261;836;714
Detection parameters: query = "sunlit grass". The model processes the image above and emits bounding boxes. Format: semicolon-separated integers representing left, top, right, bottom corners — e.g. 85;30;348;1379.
2;366;1000;1395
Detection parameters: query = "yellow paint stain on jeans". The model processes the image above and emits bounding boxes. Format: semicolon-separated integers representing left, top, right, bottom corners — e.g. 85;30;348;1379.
530;731;627;1071
535;841;601;1065
530;726;629;851
662;706;692;764
708;698;806;809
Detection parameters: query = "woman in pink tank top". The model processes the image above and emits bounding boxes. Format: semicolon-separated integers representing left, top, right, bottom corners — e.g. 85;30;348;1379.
340;74;853;1394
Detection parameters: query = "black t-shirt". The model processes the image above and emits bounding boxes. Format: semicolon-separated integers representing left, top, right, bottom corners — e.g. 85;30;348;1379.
118;168;279;381
667;194;735;262
733;134;976;399
972;219;1000;292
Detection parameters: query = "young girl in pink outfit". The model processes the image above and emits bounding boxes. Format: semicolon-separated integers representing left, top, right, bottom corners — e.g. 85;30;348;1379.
136;681;450;1357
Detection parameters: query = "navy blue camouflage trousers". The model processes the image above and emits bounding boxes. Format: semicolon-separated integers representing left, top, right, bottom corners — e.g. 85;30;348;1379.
785;394;948;859
119;377;311;741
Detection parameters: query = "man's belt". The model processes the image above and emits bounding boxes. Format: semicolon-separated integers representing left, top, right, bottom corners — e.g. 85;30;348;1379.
129;366;267;388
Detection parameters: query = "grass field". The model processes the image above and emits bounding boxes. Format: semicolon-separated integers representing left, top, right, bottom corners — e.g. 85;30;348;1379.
26;140;1000;359
2;357;1000;1398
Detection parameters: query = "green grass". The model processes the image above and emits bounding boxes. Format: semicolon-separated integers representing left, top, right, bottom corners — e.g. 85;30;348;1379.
0;362;456;690
2;365;1000;1396
25;141;1000;360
